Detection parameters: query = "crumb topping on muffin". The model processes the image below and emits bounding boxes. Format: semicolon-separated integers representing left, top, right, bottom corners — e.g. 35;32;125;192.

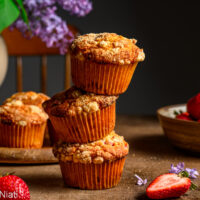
0;100;48;126
4;91;49;108
70;33;145;65
43;86;118;117
53;131;129;164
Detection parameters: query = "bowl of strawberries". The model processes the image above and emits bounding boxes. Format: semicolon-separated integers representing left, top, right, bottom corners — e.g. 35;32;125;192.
157;93;200;153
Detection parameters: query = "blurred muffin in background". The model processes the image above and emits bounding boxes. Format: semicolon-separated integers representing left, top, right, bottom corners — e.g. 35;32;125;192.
4;91;49;108
0;99;48;148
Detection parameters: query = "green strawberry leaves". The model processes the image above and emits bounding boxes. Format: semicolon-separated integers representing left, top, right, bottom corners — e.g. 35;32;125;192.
178;171;198;190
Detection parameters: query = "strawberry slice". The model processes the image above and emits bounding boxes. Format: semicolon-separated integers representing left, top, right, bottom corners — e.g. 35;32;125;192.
146;173;191;199
176;112;192;121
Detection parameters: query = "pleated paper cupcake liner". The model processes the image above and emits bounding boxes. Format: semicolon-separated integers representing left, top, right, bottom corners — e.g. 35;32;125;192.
0;122;46;148
60;158;125;189
71;57;138;95
49;102;116;143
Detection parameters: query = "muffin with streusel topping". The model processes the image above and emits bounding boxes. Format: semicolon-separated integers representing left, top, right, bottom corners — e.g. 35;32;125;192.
0;99;48;148
53;131;129;189
3;91;51;146
4;91;49;108
43;86;118;143
70;32;145;95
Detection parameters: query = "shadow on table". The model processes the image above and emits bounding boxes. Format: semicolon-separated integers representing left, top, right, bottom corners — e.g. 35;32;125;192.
20;174;63;190
134;193;148;200
128;134;200;159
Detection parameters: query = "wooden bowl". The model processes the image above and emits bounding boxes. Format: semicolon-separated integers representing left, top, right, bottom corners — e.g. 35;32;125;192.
157;104;200;153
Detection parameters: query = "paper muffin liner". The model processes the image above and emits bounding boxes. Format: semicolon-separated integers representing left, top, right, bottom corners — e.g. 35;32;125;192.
59;158;125;189
71;56;138;95
0;122;46;148
46;119;58;145
49;102;116;143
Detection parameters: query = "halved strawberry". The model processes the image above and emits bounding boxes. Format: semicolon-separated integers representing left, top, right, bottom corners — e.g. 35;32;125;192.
176;112;192;121
146;173;191;199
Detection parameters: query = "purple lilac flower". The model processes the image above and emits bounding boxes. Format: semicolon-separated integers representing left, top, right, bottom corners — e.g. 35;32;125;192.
12;0;92;54
135;174;147;186
169;162;199;179
57;0;92;17
186;168;199;179
169;162;185;174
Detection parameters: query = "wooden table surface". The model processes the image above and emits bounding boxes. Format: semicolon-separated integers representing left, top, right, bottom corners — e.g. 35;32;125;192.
0;115;200;200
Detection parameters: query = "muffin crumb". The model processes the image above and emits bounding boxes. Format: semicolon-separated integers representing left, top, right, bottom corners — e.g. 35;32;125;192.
70;32;145;64
53;131;129;164
43;86;118;117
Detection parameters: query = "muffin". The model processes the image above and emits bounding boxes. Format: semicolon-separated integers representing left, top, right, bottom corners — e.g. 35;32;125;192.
3;91;51;146
53;131;129;189
70;32;145;95
0;99;48;148
4;91;49;108
43;86;118;143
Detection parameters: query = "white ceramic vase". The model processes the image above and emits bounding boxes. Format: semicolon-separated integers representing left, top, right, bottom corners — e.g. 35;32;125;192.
0;35;8;86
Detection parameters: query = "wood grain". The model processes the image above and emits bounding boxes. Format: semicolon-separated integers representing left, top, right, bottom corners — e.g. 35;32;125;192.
41;55;47;94
0;147;58;164
16;56;23;92
65;54;71;90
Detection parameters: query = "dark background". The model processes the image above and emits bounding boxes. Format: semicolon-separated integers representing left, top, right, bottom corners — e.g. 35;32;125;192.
0;0;199;115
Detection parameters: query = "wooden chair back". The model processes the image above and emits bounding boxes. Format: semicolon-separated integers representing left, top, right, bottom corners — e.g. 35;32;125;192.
2;25;79;93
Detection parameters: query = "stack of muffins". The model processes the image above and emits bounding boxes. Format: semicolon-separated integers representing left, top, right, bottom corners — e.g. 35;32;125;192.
0;92;49;148
43;33;145;189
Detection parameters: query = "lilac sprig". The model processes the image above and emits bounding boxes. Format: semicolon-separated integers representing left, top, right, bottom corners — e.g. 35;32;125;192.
186;168;199;179
135;174;147;186
169;162;185;174
58;0;92;17
11;0;92;54
169;162;199;179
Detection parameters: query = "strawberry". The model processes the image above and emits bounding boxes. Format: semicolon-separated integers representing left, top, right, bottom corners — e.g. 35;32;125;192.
0;175;30;200
187;93;200;120
146;173;191;199
176;112;192;121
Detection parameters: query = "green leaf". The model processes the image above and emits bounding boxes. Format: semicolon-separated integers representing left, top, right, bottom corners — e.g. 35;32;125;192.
178;171;189;178
0;0;20;33
190;182;198;190
15;0;29;24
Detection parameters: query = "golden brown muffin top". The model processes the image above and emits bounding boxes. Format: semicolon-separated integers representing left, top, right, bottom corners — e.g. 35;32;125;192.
4;91;49;108
70;32;145;65
43;86;118;117
0;100;48;126
53;131;129;164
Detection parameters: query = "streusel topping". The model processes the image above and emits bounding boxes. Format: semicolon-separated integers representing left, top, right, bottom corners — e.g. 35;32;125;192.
43;86;118;117
70;33;145;65
0;100;48;126
4;91;49;108
53;131;129;164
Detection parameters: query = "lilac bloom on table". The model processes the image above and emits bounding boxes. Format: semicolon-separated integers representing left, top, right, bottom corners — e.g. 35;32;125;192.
169;162;185;174
186;168;199;179
135;174;147;186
